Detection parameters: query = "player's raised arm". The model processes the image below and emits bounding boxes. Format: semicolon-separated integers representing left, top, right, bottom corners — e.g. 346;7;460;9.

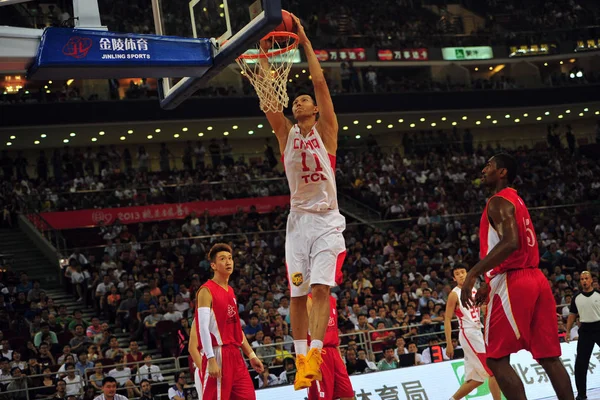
291;14;338;153
257;40;293;154
444;291;458;359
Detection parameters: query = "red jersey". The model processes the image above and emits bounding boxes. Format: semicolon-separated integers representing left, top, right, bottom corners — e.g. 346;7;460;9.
308;294;339;347
479;187;539;281
194;280;243;352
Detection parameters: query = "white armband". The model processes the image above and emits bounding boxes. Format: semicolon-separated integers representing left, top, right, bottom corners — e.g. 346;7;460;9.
197;307;215;359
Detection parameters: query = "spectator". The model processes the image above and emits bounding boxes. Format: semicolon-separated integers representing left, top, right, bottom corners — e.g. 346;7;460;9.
89;362;105;391
70;324;91;353
34;322;59;347
53;379;68;400
63;363;84;397
276;358;296;385
107;356;139;399
86;318;102;340
167;372;185;400
162;303;182;323
57;345;78;365
75;352;94;379
143;305;164;349
243;315;262;341
35;366;58;399
6;367;31;400
256;335;275;365
94;376;128;400
104;336;125;359
345;348;368;375
138;379;155;400
136;354;164;384
377;347;398;371
407;342;423;365
125;341;143;374
256;366;278;388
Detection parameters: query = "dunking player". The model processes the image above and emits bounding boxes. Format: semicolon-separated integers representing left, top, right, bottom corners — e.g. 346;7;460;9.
307;293;354;400
461;154;574;400
188;243;264;399
262;14;346;390
445;265;501;400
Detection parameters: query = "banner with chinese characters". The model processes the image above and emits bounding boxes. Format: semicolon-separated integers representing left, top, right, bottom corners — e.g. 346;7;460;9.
28;27;213;80
37;196;290;230
314;48;366;62
255;341;599;400
441;46;494;60
377;49;429;61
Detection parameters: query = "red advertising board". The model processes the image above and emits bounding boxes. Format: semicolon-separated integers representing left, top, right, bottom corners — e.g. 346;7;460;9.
314;48;366;62
377;48;429;61
37;196;290;230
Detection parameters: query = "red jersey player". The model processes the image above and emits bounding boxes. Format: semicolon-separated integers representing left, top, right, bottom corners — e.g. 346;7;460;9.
188;243;264;399
461;153;574;400
307;294;353;400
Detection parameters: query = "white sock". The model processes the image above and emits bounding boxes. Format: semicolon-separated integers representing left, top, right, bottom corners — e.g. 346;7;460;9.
310;339;323;350
450;397;456;400
294;340;307;356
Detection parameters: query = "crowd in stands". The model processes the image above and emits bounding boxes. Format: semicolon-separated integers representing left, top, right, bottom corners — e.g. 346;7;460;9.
6;0;600;49
338;127;600;219
2;138;596;392
0;139;286;213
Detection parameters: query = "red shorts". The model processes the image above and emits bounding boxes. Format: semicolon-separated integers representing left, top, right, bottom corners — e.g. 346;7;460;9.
308;347;354;400
197;345;255;400
485;268;561;360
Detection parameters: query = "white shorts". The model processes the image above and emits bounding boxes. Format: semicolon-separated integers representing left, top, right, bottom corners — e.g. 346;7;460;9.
285;210;346;297
459;328;492;383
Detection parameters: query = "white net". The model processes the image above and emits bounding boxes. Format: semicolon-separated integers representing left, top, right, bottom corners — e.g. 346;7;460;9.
236;34;298;114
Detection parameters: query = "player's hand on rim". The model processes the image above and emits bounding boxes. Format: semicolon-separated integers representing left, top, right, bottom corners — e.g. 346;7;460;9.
207;357;221;379
290;14;308;45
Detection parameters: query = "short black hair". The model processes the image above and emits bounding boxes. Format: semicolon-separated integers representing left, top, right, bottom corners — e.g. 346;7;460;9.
492;153;518;183
452;264;467;275
294;92;316;105
102;376;117;386
208;243;232;262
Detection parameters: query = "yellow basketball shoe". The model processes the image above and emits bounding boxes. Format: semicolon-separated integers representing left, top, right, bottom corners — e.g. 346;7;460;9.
303;348;323;381
293;354;311;390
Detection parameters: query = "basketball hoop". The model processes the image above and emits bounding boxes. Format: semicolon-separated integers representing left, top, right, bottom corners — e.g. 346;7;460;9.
236;31;299;113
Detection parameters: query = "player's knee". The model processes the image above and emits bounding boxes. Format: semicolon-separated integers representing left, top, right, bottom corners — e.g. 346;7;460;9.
537;356;562;368
486;356;509;371
311;284;330;295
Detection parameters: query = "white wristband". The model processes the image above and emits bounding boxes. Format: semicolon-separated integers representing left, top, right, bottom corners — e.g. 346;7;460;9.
248;351;257;360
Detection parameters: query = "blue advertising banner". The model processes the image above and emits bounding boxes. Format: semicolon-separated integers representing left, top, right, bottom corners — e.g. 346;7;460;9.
28;28;214;80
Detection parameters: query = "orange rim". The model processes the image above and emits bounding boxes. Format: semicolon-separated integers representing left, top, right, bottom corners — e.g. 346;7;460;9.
237;31;299;60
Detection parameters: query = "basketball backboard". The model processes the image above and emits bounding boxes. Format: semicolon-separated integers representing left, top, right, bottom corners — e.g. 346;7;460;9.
153;0;282;109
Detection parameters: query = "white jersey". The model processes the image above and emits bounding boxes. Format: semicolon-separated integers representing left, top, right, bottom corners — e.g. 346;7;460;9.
283;124;338;212
452;286;482;331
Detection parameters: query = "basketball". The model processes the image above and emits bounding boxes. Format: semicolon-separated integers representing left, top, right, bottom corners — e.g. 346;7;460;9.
274;10;296;33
